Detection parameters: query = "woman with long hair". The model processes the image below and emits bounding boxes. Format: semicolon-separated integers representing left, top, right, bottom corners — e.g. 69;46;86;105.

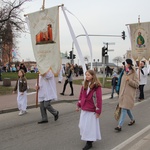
115;59;139;132
76;70;102;150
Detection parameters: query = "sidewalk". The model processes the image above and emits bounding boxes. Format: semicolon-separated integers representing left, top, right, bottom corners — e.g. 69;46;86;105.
0;75;111;113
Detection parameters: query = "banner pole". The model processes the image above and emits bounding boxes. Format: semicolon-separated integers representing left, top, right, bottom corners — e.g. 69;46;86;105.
42;0;45;10
36;73;39;108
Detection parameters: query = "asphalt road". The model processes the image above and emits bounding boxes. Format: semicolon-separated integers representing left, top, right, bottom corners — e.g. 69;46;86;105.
0;94;150;150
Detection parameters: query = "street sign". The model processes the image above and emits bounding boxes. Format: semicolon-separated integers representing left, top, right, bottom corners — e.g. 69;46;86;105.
103;42;115;45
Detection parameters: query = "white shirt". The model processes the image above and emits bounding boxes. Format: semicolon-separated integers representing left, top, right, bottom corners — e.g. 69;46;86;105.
38;70;57;102
136;67;148;85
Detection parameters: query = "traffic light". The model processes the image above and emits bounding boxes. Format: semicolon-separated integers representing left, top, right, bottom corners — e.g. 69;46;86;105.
102;46;108;57
69;51;73;59
73;54;76;59
122;31;125;40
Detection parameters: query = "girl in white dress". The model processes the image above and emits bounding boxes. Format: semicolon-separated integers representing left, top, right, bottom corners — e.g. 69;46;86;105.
13;69;28;116
76;70;102;150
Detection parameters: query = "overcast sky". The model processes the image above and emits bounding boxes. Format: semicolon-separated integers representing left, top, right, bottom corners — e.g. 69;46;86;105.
18;0;150;64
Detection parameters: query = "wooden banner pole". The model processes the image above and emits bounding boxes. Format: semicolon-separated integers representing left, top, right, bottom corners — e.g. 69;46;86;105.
36;73;39;108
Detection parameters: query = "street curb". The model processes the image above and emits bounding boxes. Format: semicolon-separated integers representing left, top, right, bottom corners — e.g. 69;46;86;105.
0;92;111;114
0;99;78;114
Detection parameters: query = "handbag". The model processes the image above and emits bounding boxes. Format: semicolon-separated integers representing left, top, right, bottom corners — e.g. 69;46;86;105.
114;104;121;121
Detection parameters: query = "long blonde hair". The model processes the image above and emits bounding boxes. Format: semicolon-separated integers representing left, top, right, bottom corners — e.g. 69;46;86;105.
83;70;101;90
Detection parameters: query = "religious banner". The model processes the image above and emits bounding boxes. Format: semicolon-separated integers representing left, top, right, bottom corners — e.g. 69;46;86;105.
128;22;150;61
27;6;61;75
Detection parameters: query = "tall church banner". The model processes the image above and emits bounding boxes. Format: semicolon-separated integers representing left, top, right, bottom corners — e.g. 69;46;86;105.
129;22;150;61
27;6;61;75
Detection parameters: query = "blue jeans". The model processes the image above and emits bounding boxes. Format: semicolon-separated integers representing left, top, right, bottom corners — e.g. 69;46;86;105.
118;108;134;127
111;86;116;98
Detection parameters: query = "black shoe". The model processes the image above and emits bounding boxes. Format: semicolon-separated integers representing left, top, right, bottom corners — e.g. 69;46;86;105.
60;93;64;95
128;120;135;126
83;141;93;150
69;94;74;96
54;111;59;121
58;81;61;83
115;127;122;132
38;120;48;124
109;97;113;99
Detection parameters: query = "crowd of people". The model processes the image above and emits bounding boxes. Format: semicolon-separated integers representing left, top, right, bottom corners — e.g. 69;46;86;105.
3;59;149;150
0;63;38;73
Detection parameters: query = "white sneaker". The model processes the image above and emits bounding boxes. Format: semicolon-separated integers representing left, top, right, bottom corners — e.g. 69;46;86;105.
18;111;23;116
18;110;27;116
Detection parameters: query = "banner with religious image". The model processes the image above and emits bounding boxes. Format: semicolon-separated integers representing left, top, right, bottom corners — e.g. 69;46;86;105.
27;6;61;75
129;22;150;61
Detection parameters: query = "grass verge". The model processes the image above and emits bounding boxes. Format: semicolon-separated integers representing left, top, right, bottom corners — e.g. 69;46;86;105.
1;72;38;81
73;77;111;88
0;85;36;96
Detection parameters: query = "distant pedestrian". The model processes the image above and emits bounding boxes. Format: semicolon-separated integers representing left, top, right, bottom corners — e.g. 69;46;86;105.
110;72;118;99
36;70;59;124
76;69;102;150
74;64;79;77
19;63;27;73
58;64;65;83
13;69;28;116
115;59;139;132
79;66;83;76
105;66;110;77
60;62;74;96
136;61;148;102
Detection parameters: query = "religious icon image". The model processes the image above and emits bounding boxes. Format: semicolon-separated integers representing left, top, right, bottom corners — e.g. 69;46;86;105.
36;24;55;45
136;31;145;48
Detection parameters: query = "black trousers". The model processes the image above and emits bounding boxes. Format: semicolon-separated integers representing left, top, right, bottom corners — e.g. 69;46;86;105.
139;84;145;99
62;79;74;94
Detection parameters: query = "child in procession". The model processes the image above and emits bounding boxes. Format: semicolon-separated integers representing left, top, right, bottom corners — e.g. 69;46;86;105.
76;69;102;150
110;72;118;99
13;69;28;116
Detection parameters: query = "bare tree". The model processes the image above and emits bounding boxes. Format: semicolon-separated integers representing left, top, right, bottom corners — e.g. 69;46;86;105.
0;0;31;67
113;56;123;67
0;0;31;33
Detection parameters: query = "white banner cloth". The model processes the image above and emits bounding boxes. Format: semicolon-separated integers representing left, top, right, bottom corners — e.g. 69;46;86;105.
27;6;61;75
129;22;150;61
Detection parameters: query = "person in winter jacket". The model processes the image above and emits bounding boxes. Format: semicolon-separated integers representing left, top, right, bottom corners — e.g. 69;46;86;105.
110;72;118;99
115;59;139;132
136;61;148;102
76;69;102;150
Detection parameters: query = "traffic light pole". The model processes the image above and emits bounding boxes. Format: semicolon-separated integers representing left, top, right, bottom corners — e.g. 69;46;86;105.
71;45;74;64
72;33;125;65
